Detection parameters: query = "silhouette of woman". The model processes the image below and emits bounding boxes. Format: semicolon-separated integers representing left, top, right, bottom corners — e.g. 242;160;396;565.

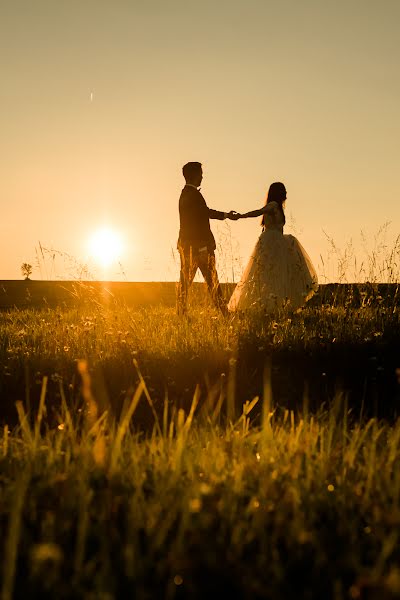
228;182;318;313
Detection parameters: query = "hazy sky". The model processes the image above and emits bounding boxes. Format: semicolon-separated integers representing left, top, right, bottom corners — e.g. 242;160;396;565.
1;0;399;283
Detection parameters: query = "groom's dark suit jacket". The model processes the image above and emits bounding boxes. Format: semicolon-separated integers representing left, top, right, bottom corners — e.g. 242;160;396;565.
178;185;225;252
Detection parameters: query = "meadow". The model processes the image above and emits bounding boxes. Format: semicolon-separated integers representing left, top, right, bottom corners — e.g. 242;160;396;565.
1;288;400;599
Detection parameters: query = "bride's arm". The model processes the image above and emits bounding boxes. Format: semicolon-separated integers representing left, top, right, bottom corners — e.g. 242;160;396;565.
239;202;277;219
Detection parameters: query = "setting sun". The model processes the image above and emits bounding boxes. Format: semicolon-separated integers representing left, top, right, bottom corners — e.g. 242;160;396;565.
88;227;123;268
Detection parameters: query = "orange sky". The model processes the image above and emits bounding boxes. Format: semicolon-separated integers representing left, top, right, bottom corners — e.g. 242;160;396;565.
1;0;399;283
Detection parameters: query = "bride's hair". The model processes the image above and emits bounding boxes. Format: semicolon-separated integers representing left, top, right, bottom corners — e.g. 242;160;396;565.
261;182;286;228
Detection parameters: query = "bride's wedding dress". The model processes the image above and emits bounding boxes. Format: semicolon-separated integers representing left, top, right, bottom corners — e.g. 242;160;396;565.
228;202;318;313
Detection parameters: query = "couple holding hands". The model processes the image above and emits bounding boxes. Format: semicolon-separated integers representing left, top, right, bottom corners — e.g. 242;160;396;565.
177;161;318;317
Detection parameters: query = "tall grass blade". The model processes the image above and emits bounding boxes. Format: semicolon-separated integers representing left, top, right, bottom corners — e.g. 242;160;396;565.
34;375;48;447
262;356;273;431
211;374;226;424
109;380;145;474
15;401;33;447
3;425;9;457
227;357;237;423
2;471;30;600
133;359;162;436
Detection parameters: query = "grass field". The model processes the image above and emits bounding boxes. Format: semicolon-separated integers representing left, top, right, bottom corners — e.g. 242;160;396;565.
1;291;400;599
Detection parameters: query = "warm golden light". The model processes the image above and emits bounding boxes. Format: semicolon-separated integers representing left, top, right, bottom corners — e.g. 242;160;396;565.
88;228;123;268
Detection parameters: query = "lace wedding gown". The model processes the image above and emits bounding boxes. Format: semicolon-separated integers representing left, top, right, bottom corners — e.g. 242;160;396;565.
228;201;318;313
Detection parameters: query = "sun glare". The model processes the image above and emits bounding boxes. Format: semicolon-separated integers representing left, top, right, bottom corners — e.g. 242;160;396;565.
88;227;123;268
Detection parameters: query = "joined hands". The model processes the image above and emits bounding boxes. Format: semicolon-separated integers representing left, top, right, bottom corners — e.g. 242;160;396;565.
226;210;241;220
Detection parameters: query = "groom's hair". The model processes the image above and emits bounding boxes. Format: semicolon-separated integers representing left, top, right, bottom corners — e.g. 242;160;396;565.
183;162;202;182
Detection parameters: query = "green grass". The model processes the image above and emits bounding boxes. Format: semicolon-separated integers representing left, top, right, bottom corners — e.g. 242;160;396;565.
1;299;399;424
2;391;400;599
1;298;400;598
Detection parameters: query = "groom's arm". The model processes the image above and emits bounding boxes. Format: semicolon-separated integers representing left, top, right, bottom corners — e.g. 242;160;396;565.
208;208;240;220
201;192;239;219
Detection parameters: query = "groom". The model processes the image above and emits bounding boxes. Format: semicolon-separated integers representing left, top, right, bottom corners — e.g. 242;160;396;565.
176;161;239;316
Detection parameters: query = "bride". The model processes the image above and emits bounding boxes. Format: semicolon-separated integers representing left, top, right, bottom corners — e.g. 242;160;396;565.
228;182;318;313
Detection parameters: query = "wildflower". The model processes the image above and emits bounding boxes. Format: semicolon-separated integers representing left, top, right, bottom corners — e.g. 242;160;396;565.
199;483;212;495
189;498;202;512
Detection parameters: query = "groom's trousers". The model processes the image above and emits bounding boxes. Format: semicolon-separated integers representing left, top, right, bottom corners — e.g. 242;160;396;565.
176;245;227;315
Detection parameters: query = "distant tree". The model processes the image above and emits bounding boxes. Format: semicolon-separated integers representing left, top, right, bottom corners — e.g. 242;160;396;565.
21;263;33;280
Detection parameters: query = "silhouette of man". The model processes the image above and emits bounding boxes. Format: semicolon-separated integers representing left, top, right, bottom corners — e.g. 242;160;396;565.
176;161;239;316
